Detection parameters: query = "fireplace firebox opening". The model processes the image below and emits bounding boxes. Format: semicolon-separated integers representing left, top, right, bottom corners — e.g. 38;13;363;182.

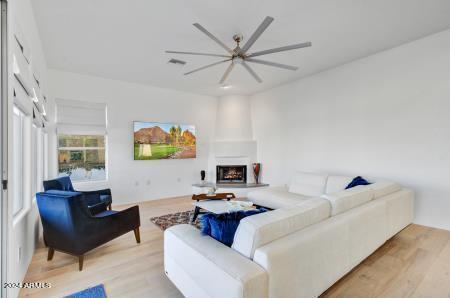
216;165;247;184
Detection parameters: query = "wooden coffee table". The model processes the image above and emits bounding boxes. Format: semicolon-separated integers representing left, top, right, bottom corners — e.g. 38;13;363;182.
191;193;236;223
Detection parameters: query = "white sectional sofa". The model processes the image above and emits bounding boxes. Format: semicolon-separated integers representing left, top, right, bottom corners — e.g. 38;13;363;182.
164;172;414;298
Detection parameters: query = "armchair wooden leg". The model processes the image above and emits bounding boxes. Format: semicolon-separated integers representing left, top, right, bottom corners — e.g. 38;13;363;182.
133;228;141;244
78;255;84;271
47;247;55;261
108;204;112;210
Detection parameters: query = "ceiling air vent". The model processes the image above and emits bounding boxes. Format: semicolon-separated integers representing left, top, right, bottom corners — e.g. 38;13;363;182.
167;58;186;66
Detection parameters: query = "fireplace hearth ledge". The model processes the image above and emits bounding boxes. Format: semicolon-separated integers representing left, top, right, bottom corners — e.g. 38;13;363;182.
192;182;269;189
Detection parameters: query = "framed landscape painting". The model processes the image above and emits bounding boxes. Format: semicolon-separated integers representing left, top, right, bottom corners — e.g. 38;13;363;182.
134;121;196;160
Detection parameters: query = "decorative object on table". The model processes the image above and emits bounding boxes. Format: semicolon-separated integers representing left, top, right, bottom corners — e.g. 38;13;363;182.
43;176;112;210
226;200;254;211
200;170;206;182
252;163;261;184
134;121;196;160
200;209;268;246
36;190;141;271
191;192;236;223
207;186;217;195
150;210;202;231
65;284;106;298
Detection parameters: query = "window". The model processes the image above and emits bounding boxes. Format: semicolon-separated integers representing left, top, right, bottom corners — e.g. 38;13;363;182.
57;134;106;181
13;106;24;215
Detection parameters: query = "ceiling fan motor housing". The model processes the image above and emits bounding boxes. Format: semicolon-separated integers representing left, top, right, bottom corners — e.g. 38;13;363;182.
233;34;243;43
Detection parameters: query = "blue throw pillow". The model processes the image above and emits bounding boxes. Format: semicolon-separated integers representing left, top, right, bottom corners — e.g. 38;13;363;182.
200;209;267;247
346;176;371;189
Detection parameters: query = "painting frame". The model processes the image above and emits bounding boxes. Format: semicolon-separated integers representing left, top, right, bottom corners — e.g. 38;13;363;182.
133;121;196;160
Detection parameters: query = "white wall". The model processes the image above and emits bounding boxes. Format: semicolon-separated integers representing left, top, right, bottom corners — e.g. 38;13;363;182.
48;70;217;204
215;95;253;141
8;0;49;296
251;29;450;230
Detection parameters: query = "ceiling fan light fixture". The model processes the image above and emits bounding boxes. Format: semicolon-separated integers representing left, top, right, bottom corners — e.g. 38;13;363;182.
220;84;232;89
232;57;244;64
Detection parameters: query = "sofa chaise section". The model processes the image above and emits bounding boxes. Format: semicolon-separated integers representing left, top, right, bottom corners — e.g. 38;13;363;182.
164;224;268;298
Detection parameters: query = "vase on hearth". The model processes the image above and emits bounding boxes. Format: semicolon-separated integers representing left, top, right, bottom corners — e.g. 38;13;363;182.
200;170;206;183
252;163;261;184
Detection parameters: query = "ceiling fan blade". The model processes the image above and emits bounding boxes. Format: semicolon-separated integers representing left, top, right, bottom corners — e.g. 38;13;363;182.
166;51;230;58
241;16;274;54
219;63;234;84
245;58;298;71
247;42;312;58
242;61;262;83
193;23;234;54
184;59;231;75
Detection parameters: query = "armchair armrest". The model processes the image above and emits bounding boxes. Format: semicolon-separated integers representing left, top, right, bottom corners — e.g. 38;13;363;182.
82;192;103;207
80;188;111;196
81;189;112;208
89;206;140;225
164;224;268;298
75;205;140;254
88;201;107;215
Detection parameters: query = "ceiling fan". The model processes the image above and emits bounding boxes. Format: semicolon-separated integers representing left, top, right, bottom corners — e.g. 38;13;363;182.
166;16;311;84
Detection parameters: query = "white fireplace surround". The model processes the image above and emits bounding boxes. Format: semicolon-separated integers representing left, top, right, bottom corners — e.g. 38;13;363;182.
207;94;258;184
208;140;257;184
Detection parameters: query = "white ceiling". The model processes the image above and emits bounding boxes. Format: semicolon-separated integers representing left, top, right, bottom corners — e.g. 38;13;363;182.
32;0;450;96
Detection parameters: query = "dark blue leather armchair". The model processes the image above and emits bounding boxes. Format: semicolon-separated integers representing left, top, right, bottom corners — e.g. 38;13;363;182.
43;176;113;210
36;190;140;271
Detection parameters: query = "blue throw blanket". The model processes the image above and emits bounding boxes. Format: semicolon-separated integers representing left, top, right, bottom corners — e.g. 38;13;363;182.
200;209;267;247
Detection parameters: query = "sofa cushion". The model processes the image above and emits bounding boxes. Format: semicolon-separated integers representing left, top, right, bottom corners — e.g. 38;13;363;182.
288;172;328;196
368;181;401;199
200;209;267;247
232;198;331;259
248;186;311;209
325;175;354;194
321;185;374;216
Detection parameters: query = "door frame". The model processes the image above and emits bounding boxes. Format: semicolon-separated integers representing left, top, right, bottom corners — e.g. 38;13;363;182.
1;0;8;296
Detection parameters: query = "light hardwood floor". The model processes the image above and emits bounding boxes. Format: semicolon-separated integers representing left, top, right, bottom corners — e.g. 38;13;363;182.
20;196;450;298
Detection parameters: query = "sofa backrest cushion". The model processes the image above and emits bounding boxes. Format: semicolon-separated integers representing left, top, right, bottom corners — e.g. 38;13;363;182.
325;175;354;194
321;185;374;216
368;181;401;199
288;172;328;196
232;198;331;259
43;176;75;192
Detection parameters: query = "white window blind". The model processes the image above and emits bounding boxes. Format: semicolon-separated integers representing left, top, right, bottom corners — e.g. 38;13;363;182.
56;98;107;135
